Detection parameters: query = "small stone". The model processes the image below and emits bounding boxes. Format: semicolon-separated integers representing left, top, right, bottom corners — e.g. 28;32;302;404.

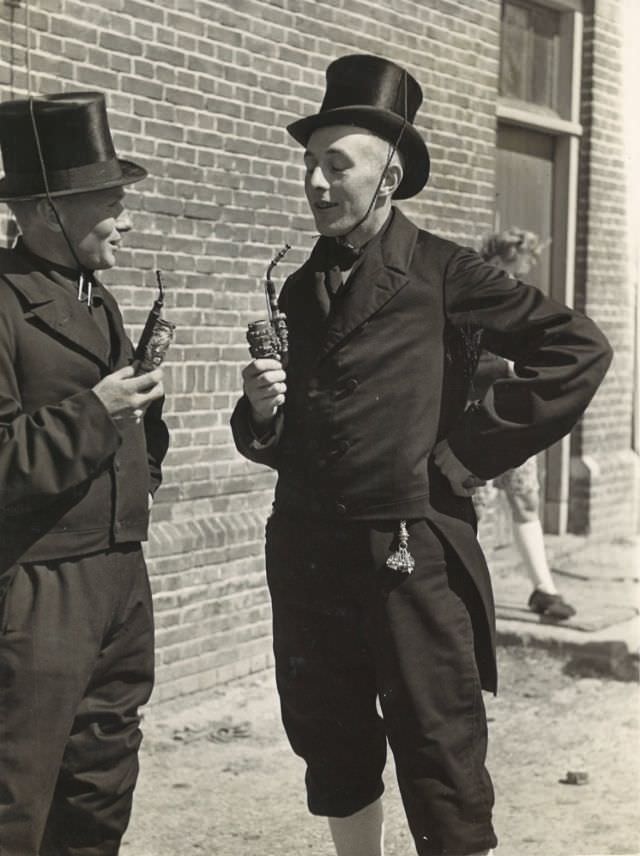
561;771;589;785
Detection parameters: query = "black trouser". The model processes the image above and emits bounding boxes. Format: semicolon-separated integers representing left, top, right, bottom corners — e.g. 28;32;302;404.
0;545;154;856
265;513;497;856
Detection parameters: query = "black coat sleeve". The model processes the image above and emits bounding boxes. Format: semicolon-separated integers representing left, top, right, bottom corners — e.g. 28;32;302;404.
230;395;280;470
144;395;170;495
443;247;613;480
0;305;121;513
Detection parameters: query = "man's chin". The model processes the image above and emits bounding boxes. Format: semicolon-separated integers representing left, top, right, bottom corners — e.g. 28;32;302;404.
313;218;350;239
92;253;117;271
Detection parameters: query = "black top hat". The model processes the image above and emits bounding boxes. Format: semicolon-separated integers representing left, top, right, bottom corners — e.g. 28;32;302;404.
287;54;430;200
0;92;147;202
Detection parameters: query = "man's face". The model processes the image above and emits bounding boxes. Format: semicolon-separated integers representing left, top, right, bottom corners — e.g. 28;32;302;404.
55;186;131;270
303;126;389;238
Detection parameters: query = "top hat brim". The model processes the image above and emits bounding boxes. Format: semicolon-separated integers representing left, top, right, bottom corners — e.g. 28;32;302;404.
0;158;148;202
287;106;430;200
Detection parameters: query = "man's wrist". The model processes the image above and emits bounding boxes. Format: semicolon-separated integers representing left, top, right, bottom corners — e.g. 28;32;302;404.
249;409;276;443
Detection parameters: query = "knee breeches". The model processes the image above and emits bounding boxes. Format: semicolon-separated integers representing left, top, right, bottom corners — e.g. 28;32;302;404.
265;514;497;856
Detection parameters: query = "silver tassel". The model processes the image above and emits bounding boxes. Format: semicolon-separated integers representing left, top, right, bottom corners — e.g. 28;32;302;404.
386;520;415;574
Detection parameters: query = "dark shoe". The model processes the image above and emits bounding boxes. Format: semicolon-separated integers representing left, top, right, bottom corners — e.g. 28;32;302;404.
528;589;576;620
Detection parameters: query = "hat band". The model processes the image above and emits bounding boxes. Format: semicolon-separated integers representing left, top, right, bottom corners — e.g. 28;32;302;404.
4;157;124;196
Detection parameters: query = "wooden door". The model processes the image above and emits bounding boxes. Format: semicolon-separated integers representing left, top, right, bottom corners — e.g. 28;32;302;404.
496;124;554;294
491;123;555;545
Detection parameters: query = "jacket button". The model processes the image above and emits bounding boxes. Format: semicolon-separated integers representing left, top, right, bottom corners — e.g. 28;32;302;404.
333;378;359;399
335;502;347;515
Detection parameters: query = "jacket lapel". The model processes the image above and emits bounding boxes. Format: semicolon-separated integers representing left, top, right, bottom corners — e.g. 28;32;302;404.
282;249;336;343
2;265;111;369
317;207;419;361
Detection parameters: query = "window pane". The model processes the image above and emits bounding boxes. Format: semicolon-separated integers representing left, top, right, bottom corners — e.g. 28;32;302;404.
500;1;561;110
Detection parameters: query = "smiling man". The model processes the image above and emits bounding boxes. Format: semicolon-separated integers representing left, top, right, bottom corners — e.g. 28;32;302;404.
232;54;611;856
0;93;169;856
303;126;403;243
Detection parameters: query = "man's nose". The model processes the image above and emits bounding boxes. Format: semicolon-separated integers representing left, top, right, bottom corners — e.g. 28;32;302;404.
308;165;329;190
115;210;132;233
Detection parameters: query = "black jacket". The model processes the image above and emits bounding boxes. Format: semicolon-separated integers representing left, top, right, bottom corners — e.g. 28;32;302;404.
232;207;612;690
0;246;169;569
233;207;611;501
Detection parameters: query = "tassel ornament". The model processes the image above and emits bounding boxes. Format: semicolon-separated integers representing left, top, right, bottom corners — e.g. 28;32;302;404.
386;520;415;574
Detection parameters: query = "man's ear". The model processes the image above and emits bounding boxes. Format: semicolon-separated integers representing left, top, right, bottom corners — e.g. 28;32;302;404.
36;198;63;232
379;162;403;200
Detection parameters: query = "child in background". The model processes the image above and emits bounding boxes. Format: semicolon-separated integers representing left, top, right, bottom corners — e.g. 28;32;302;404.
471;227;576;621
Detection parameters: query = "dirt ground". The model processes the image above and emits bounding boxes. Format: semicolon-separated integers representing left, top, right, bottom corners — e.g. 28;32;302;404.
122;645;640;856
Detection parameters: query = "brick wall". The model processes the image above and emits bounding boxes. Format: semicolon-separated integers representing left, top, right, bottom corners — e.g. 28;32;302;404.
0;0;634;702
0;0;502;702
572;0;637;535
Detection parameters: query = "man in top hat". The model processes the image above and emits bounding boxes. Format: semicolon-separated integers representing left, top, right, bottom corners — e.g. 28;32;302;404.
232;54;611;855
0;92;169;855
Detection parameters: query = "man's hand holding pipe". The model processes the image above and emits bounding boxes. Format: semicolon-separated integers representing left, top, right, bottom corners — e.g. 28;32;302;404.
242;358;287;430
93;366;164;423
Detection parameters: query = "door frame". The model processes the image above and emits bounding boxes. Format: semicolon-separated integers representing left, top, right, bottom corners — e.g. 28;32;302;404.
496;0;583;534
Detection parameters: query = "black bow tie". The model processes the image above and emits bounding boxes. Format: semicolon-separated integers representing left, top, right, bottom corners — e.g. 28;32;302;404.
321;237;363;272
312;238;363;317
